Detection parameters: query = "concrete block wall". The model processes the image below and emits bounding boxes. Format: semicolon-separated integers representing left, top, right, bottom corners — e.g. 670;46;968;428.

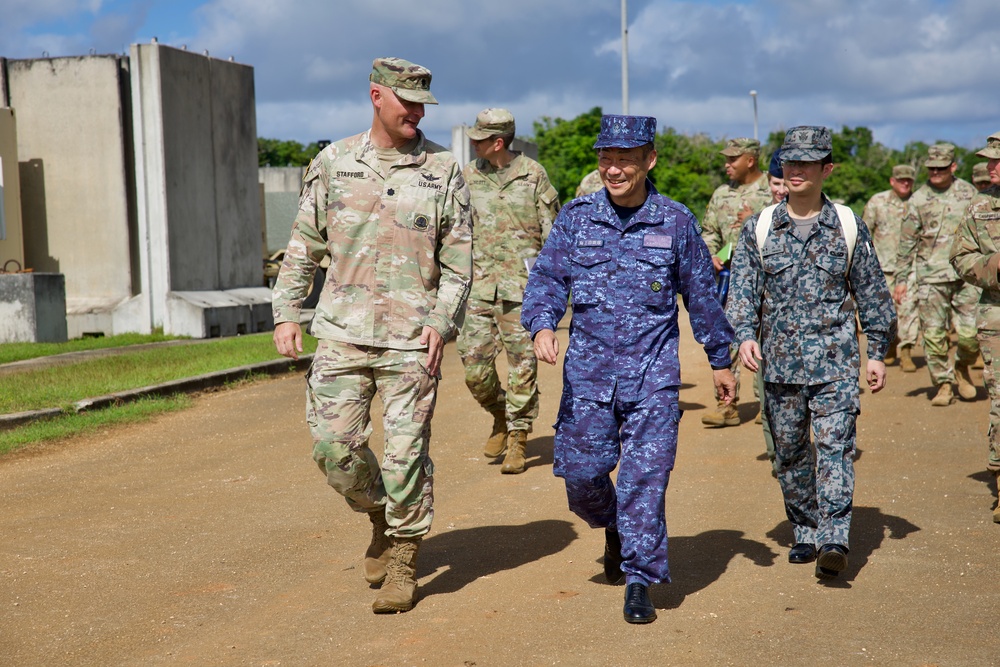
259;166;304;254
0;107;24;266
0;273;67;343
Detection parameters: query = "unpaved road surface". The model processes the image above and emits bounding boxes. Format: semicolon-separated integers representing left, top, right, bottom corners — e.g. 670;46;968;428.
2;318;998;666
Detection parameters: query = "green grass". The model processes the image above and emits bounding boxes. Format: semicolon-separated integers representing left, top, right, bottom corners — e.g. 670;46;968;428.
0;332;185;364
0;394;193;455
0;332;318;414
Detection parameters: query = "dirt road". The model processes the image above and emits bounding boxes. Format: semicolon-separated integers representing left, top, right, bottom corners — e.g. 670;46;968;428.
2;318;998;666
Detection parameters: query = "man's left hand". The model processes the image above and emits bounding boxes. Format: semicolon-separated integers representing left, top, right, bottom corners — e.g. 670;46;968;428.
421;326;444;377
713;368;737;404
867;359;887;393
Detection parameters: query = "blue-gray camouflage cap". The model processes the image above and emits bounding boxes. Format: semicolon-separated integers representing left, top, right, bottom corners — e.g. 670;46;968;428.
780;126;832;162
593;114;657;149
370;57;438;105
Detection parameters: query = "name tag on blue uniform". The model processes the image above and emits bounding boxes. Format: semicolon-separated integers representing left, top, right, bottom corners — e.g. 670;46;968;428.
577;239;604;247
643;235;672;249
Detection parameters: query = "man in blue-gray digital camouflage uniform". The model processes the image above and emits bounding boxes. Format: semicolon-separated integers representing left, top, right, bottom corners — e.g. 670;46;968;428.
726;126;896;580
522;114;736;624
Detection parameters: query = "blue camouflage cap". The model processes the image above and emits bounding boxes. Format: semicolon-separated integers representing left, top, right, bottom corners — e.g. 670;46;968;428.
593;114;657;149
780;126;832;162
768;148;783;178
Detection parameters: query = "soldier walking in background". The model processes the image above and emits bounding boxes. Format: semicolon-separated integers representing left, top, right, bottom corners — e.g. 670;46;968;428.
727;126;896;579
700;138;773;427
896;144;980;406
459;108;560;474
973;162;992;193
950;132;1000;522
864;165;919;371
271;57;472;614
575;168;603;197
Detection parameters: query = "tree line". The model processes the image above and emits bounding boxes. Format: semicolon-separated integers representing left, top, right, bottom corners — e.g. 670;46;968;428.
258;106;985;217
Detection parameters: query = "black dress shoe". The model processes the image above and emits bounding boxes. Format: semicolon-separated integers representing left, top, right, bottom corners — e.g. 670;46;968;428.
815;543;849;579
623;583;656;624
788;543;816;564
604;528;624;584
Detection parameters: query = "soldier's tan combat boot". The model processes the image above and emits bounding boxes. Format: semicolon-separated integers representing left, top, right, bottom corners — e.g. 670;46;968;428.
363;510;392;584
931;382;954;406
701;400;740;427
884;338;898;366
372;537;421;614
899;346;917;373
484;409;508;458
501;430;528;474
955;363;977;400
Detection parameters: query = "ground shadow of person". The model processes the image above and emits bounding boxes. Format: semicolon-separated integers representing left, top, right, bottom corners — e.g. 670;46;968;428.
765;506;920;588
628;530;778;610
967;469;997;511
417;519;577;599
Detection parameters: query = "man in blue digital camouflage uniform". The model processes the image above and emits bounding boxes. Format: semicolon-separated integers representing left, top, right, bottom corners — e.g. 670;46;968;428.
522;115;736;624
726;126;896;580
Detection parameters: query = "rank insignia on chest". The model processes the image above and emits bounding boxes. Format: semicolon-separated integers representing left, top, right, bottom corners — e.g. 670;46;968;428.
643;234;673;249
414;215;429;230
650;281;663;292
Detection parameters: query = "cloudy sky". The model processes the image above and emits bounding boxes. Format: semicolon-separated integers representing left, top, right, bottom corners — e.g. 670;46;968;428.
1;0;996;150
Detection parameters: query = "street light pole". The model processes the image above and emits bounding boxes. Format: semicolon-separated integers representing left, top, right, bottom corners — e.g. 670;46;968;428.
749;90;758;141
622;0;629;114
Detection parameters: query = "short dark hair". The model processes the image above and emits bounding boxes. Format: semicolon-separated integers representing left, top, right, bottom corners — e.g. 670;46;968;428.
499;133;515;149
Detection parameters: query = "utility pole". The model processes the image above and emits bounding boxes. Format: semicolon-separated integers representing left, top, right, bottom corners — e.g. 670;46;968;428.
749;90;758;141
622;0;629;114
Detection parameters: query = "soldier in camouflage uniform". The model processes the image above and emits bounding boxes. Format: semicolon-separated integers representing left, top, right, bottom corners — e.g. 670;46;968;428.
701;138;774;427
727;126;896;580
459;108;560;475
973;162;992;193
523;115;736;624
950;132;1000;522
863;165;919;371
576;168;603;197
272;57;473;614
896;144;980;406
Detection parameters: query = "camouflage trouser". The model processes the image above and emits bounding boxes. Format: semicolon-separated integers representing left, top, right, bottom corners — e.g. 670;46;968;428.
890;270;920;348
553;386;680;586
917;280;981;385
755;366;778;474
457;297;538;431
977;332;1000;471
306;340;437;538
765;379;859;548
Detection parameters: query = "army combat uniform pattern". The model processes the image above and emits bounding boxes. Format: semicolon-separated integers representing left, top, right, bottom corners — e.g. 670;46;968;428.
864;189;919;348
726;196;897;547
896;179;980;387
458;153;560;431
522;183;734;585
950;184;1000;470
272;129;473;538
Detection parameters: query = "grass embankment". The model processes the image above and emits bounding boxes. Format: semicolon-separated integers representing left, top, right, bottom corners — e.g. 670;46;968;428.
0;332;183;364
0;332;318;455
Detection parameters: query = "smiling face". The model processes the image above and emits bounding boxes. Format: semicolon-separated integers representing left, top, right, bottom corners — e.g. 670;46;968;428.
725;153;755;183
598;145;657;207
768;174;788;203
927;163;956;190
782;159;833;198
370;84;424;147
890;176;914;200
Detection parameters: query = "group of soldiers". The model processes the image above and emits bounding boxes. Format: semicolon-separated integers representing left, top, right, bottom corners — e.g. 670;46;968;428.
269;54;1000;624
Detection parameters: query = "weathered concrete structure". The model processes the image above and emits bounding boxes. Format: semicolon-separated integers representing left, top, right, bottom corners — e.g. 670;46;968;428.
0;273;67;343
0;107;24;266
259;166;305;255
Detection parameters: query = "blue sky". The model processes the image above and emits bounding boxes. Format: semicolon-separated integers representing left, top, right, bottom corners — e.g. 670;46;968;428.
1;0;997;151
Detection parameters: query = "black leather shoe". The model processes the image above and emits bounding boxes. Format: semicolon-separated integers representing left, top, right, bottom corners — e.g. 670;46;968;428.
788;543;816;564
815;544;849;579
623;583;656;624
604;528;624;584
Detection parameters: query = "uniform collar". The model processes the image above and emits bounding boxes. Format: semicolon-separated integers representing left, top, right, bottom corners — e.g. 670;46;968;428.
356;129;428;176
773;194;837;229
591;179;664;230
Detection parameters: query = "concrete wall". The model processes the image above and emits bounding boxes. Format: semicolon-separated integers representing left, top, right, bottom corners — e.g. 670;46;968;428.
0;108;24;267
0;273;67;343
259;166;304;254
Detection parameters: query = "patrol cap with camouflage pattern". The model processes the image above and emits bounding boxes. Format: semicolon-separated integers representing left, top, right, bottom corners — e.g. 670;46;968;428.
976;132;1000;159
593;114;657;149
779;126;832;162
465;108;515;140
370;57;438;105
892;165;916;180
924;143;955;168
721;137;761;157
972;163;990;184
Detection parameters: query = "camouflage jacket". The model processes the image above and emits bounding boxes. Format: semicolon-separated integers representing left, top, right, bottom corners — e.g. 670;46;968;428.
862;189;909;276
896;179;977;284
950;185;1000;330
272;130;473;349
575;169;603;197
521;181;734;403
462;153;560;302
701;173;772;255
726;196;897;385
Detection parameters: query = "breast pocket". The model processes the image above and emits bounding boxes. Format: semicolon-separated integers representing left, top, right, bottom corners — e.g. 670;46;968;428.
569;249;613;305
398;184;444;239
634;249;676;308
815;252;848;301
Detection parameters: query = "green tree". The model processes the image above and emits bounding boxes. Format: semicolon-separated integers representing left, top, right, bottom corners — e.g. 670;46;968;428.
258;138;321;167
533;106;604;202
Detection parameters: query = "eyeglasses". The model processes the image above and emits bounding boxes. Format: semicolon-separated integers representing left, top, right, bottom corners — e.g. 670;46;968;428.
927;166;952;172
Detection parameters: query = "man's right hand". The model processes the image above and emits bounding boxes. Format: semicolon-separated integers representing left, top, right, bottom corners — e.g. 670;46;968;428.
274;321;303;360
533;329;559;365
893;283;907;304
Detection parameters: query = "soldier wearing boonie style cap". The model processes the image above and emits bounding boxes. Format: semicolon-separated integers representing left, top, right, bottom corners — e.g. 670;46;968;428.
522;114;736;624
896;142;980;407
950;130;1000;523
864;163;919;371
457;108;560;475
727;125;896;581
701;137;772;428
973;163;992;192
271;56;472;615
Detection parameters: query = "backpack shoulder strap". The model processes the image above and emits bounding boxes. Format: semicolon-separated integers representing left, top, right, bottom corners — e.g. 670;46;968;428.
755;204;779;261
833;203;858;271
